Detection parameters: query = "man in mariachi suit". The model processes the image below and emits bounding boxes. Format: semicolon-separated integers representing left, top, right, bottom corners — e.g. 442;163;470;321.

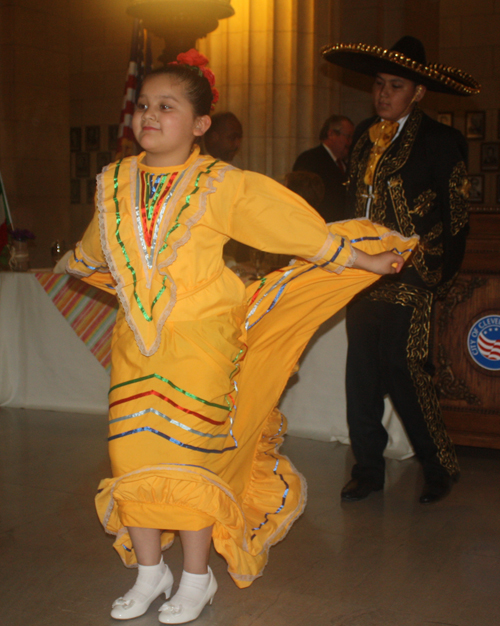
322;36;480;503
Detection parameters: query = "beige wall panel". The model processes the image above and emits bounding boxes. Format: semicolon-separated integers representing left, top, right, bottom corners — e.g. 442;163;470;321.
460;13;500;47
16;159;69;199
340;7;379;43
13;6;69;53
13;0;69;14
14;45;69;88
342;0;378;9
464;0;496;13
440;16;461;49
198;0;344;177
440;47;494;83
14;124;67;161
379;8;404;48
0;2;72;267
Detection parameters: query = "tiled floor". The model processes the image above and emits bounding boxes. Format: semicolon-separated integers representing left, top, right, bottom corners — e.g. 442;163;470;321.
1;406;499;626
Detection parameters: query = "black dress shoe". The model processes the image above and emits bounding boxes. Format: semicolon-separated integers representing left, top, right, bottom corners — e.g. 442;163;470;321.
419;474;455;504
341;478;383;502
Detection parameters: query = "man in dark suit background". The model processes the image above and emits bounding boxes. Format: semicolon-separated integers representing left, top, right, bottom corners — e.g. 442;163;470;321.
292;115;354;222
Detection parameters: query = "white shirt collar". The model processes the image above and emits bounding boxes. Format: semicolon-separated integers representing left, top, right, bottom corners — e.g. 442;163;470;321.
321;142;339;163
390;113;410;141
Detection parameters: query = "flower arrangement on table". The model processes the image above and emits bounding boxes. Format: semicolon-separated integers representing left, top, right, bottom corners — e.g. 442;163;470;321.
10;228;36;242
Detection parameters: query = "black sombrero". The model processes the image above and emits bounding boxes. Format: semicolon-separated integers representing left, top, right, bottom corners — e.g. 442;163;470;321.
321;36;480;96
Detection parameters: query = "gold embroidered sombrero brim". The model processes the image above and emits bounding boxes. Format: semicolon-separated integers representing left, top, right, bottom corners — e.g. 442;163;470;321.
321;42;480;96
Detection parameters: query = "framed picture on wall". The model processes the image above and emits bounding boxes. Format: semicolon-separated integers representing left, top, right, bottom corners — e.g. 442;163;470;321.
481;142;500;171
437;112;453;127
468;175;484;203
85;125;100;151
70;127;81;152
75;152;90;178
465;111;485;139
70;179;81;204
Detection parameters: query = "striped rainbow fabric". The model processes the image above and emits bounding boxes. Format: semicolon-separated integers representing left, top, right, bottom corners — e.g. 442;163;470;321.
35;272;117;372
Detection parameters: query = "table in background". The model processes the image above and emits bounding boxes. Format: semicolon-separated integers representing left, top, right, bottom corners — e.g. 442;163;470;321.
0;272;113;414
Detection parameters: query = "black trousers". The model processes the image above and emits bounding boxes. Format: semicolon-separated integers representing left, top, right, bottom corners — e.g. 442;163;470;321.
345;283;459;487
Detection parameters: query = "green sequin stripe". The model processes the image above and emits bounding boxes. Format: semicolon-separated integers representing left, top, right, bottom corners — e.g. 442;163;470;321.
159;159;219;254
112;161;167;323
109;372;230;411
229;346;246;379
145;173;167;220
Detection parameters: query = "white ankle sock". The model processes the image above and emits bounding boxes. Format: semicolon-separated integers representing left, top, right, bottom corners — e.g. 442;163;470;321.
168;570;210;608
122;559;166;603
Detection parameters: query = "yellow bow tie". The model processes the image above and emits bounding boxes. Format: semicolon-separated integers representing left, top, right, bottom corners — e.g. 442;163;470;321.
363;120;399;186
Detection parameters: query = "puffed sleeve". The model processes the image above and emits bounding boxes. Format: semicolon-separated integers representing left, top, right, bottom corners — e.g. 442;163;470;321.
66;207;116;294
211;168;357;274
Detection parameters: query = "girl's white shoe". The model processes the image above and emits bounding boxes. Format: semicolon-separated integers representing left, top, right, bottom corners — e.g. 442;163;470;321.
158;567;217;624
111;560;174;620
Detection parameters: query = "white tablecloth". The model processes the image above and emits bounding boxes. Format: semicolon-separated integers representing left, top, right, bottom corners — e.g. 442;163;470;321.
0;273;109;414
0;273;413;459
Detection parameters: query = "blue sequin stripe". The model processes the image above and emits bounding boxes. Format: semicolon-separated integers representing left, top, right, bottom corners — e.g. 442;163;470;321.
72;251;102;272
108;426;237;454
250;414;288;538
246;237;358;331
245;268;295;330
245;243;342;331
350;235;414;255
109;407;227;439
73;257;98;271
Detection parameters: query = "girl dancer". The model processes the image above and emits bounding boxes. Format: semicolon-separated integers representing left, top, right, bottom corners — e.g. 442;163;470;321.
68;50;417;624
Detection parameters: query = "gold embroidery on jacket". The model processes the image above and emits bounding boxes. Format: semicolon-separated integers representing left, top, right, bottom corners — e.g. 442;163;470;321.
413;249;442;286
388;175;415;237
421;222;443;244
412;189;437;216
449;161;470;236
424;243;444;256
387;176;442;284
366;282;459;475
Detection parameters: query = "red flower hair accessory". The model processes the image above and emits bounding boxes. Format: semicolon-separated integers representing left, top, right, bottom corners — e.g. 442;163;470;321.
171;49;219;108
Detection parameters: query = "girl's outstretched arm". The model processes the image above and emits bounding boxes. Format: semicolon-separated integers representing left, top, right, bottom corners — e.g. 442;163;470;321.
352;248;405;275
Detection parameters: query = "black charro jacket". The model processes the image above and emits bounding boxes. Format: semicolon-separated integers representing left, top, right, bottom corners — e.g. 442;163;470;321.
346;106;470;297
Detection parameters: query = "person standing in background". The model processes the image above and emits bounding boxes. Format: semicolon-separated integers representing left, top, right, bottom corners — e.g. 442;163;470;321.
322;36;480;505
203;111;243;163
293;114;354;222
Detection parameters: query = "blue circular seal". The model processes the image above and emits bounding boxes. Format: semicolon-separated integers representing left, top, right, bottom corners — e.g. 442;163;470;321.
467;315;500;372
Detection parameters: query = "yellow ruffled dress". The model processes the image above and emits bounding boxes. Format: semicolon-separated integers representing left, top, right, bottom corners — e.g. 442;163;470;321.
67;146;418;588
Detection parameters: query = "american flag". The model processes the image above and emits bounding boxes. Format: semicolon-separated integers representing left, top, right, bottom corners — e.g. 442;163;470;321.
478;327;500;361
115;19;152;160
